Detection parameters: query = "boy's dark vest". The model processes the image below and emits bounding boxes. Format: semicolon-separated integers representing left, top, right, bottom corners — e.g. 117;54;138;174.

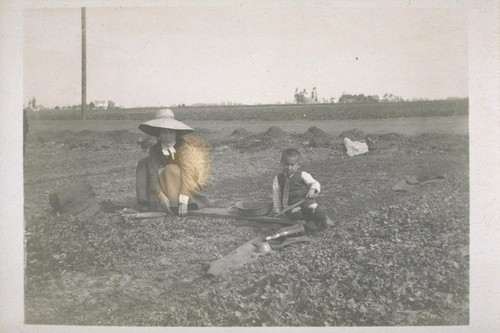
277;170;309;206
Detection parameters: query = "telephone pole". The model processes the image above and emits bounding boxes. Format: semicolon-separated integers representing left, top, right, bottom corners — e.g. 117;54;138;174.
81;7;87;120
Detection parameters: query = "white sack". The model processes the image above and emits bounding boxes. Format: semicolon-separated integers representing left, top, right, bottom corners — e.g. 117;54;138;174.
344;137;369;156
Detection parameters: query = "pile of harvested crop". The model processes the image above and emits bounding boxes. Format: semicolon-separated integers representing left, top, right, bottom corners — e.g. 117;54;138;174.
236;126;289;152
230;127;252;137
300;126;333;147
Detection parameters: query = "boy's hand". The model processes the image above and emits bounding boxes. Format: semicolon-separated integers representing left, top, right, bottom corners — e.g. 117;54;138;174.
306;188;318;199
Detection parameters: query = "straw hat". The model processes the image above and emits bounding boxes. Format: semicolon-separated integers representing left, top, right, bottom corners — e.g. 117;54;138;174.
139;109;193;137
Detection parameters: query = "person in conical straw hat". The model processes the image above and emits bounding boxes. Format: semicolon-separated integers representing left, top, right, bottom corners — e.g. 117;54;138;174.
136;109;211;216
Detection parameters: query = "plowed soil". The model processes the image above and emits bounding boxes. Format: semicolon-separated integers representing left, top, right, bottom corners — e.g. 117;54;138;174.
24;121;469;326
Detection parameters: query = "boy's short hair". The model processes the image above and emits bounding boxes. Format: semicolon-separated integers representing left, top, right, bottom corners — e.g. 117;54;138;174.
281;148;301;162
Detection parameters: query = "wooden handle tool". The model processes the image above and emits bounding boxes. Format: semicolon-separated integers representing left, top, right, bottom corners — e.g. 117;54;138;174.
273;198;306;217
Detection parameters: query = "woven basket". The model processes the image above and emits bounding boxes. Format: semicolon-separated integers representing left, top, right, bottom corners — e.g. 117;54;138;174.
234;200;273;217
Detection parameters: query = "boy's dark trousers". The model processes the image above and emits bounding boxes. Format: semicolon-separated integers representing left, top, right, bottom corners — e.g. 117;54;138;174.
286;199;327;232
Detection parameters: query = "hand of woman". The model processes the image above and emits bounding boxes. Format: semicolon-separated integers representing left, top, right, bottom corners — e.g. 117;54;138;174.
178;203;188;217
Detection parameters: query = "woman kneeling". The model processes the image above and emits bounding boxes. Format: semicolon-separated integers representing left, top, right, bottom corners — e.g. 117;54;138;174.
136;109;210;217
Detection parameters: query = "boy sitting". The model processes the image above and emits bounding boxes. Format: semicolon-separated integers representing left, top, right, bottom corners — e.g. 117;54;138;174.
272;148;331;232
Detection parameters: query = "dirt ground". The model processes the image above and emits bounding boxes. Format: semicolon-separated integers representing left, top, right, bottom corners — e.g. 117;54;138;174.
23;122;469;326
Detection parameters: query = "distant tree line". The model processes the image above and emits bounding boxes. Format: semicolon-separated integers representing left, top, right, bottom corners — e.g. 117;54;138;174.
52;100;118;110
189;101;244;107
336;93;406;103
338;93;380;103
294;88;409;104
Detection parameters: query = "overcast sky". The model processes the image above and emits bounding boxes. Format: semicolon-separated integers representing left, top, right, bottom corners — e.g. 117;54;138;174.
24;6;468;108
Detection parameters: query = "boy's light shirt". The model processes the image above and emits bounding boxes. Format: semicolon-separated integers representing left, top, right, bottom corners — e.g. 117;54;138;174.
160;143;189;205
272;171;321;213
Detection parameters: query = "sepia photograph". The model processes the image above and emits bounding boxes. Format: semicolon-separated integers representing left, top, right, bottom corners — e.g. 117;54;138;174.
1;0;498;331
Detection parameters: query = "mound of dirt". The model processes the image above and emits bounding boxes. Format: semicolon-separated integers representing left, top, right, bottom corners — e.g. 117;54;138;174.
339;129;366;142
235;126;289;152
305;126;330;138
230;127;251;137
261;126;287;139
360;132;411;154
295;126;334;148
377;133;406;141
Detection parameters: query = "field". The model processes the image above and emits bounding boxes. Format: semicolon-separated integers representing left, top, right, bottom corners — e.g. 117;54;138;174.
29;116;469;138
32;99;468;121
23;108;469;326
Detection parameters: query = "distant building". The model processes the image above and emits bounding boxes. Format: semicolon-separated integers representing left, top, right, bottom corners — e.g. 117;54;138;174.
93;100;108;109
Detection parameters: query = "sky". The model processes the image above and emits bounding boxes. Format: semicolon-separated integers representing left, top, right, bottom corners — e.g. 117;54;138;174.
23;6;468;108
